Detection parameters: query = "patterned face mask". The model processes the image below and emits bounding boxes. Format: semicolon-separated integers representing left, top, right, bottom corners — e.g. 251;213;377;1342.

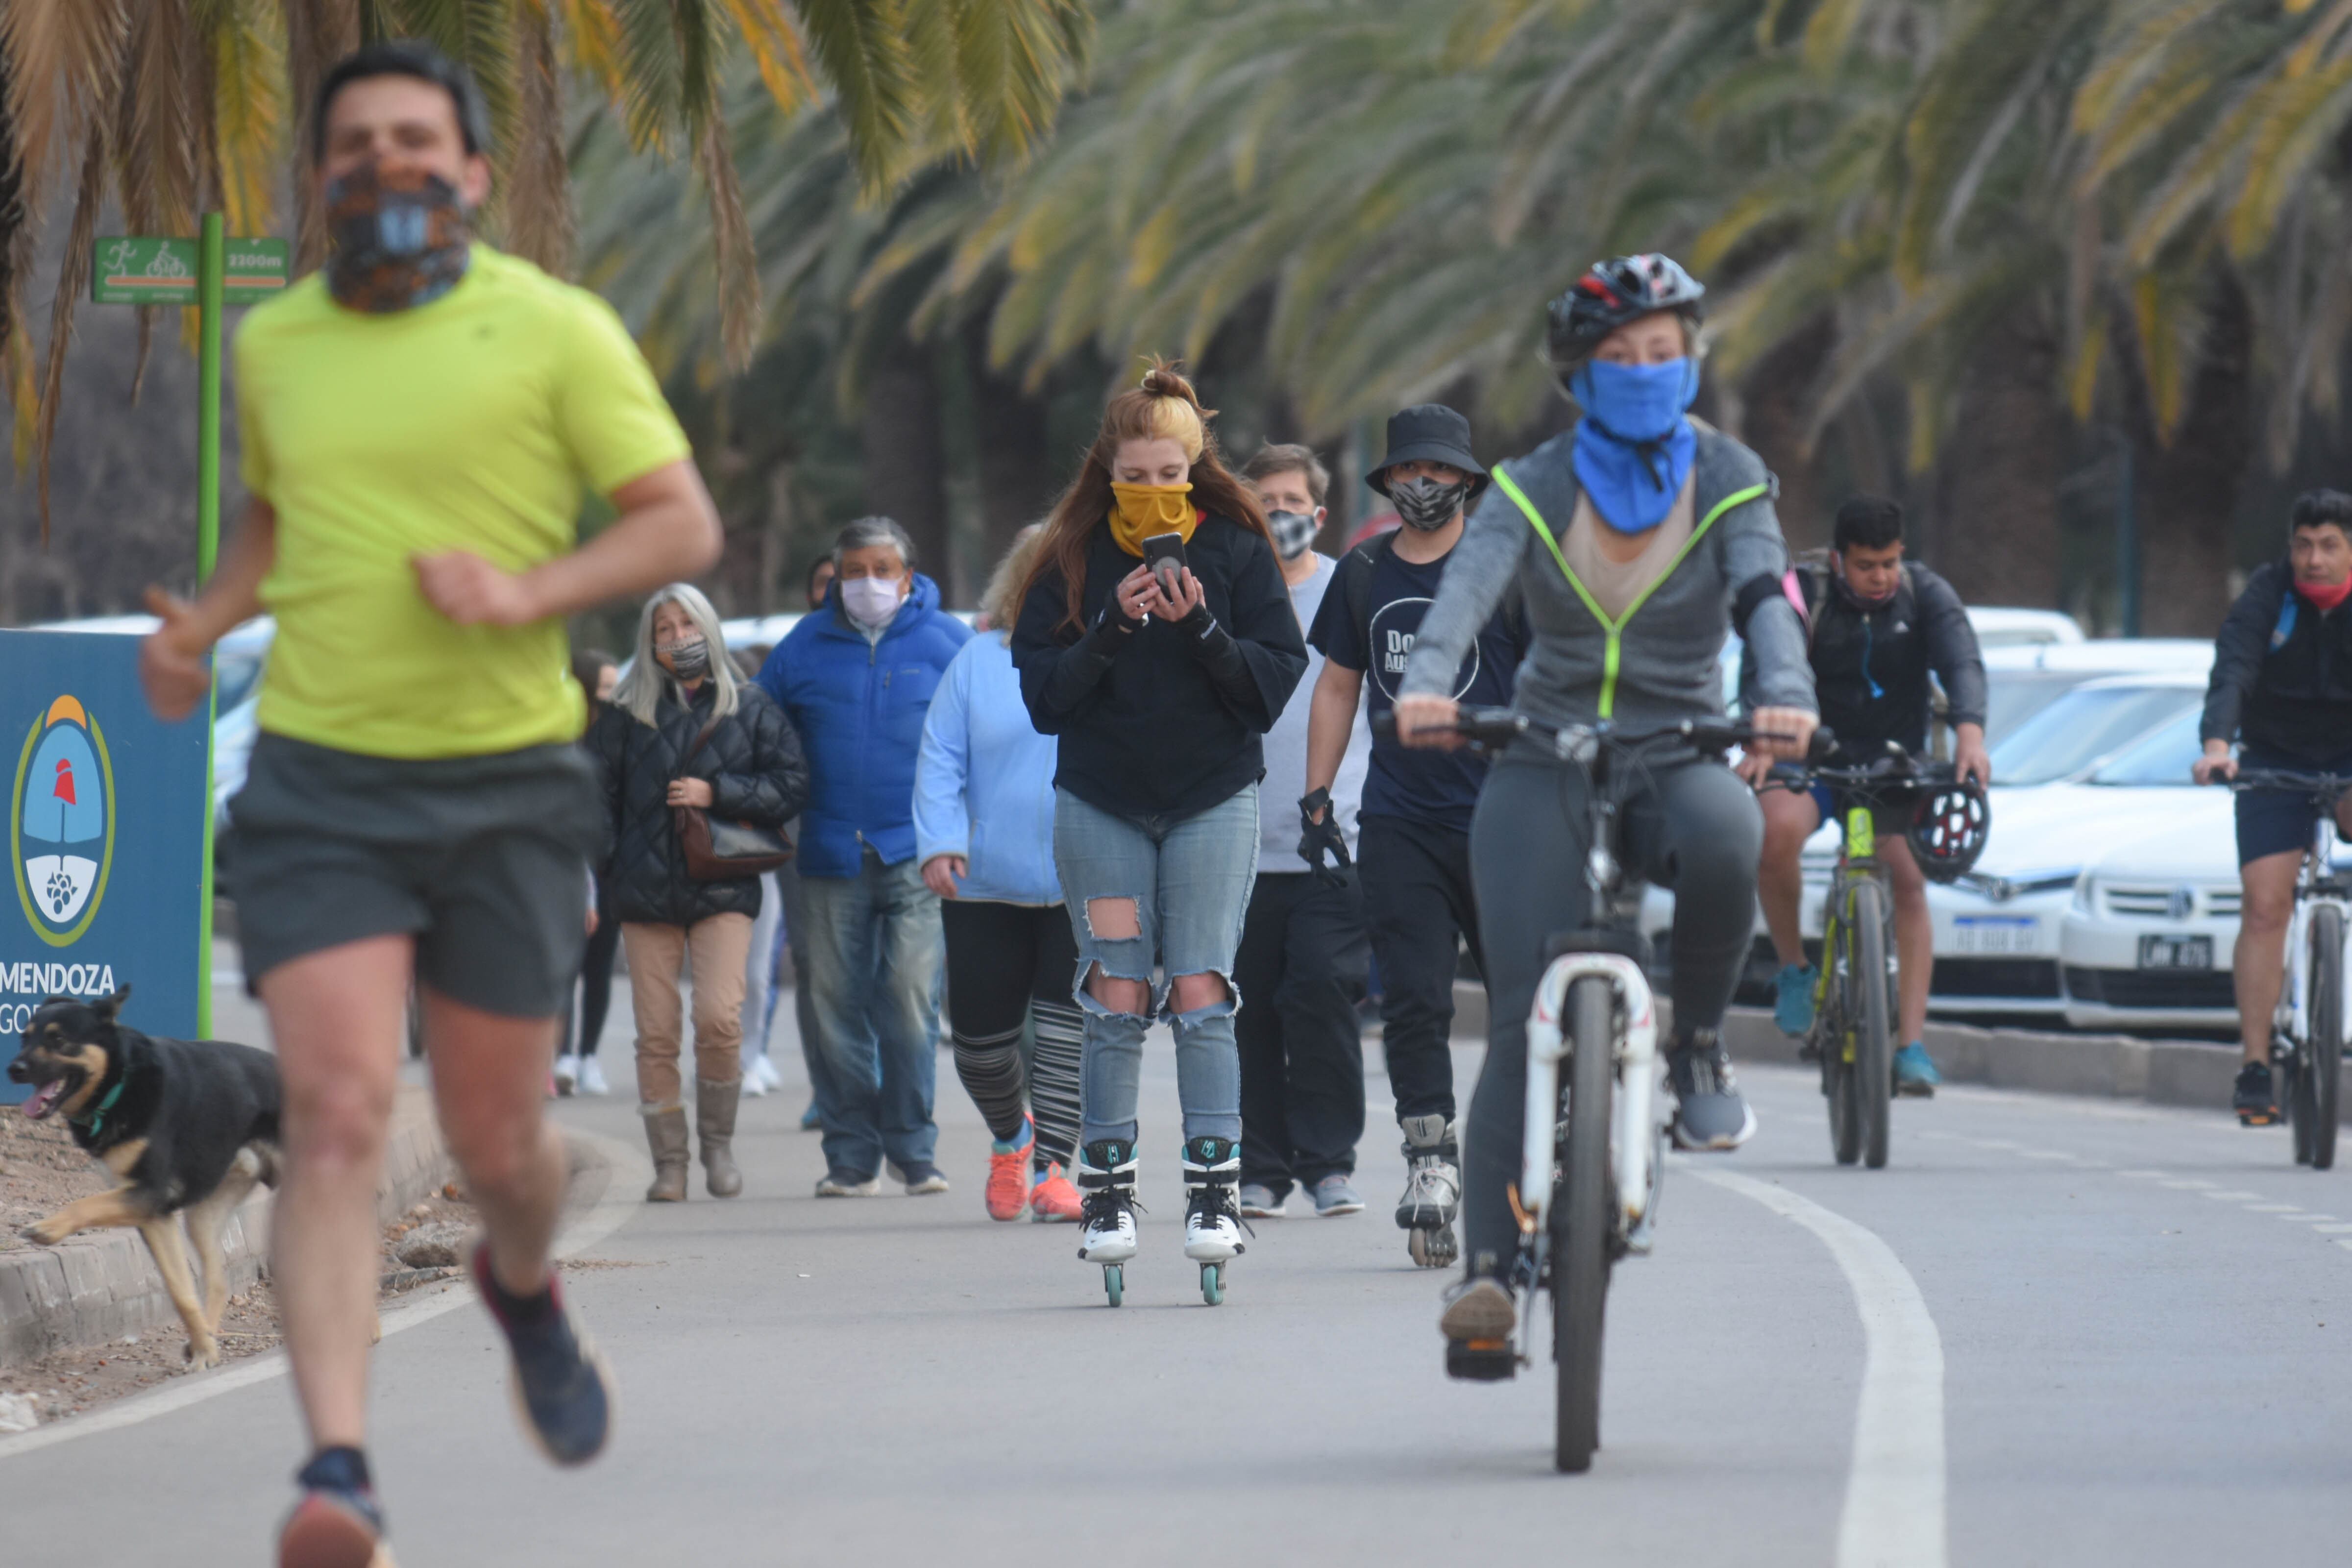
1267;509;1318;560
657;636;711;681
1391;475;1469;532
324;162;472;313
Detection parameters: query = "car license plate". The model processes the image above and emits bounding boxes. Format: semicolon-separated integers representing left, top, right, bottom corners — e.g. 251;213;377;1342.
2137;934;2213;970
1955;916;2039;954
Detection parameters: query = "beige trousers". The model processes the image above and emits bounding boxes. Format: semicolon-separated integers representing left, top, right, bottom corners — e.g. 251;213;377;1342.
623;915;754;1107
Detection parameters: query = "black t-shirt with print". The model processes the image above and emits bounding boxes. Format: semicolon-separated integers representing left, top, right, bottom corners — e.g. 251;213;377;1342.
1309;533;1526;832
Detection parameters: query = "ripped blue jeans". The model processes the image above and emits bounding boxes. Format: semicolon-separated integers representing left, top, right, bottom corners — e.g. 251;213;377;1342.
1053;784;1259;1145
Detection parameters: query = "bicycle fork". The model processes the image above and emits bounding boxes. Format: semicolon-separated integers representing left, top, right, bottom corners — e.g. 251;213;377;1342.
1522;952;1666;1256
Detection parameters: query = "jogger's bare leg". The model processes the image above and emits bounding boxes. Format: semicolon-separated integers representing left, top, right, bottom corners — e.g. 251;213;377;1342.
424;989;567;1298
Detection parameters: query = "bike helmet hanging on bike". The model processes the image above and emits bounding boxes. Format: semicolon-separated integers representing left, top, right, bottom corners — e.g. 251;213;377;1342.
1908;777;1990;884
1546;254;1707;366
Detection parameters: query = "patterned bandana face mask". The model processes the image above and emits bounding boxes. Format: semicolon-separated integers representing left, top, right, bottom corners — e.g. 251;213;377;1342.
1391;476;1469;532
1267;509;1318;560
324;163;472;313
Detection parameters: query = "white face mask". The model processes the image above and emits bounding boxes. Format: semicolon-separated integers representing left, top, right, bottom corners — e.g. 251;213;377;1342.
841;575;906;628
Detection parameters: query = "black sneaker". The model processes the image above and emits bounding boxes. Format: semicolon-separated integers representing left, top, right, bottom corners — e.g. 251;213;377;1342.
1668;1032;1758;1151
278;1447;386;1568
2234;1062;2281;1127
470;1242;613;1467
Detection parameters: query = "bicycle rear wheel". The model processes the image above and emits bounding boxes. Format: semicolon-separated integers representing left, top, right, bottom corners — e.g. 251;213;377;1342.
1852;881;1893;1170
1552;975;1615;1473
2310;905;2342;1172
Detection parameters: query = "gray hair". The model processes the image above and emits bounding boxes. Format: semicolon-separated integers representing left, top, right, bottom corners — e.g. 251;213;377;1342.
833;515;915;571
612;582;740;728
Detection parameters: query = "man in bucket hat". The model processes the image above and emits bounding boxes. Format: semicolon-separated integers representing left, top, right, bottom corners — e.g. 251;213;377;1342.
1301;404;1527;1269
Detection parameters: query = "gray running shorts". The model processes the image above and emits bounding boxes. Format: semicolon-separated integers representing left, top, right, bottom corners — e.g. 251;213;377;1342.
228;732;608;1018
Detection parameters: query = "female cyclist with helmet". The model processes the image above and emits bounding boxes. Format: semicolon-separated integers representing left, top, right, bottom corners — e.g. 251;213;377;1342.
1389;254;1818;1358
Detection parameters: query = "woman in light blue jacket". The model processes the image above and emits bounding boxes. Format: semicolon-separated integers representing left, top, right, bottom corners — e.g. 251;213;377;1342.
915;528;1085;1222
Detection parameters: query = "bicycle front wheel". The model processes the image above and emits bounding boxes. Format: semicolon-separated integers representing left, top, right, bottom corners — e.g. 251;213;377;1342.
1552;975;1615;1473
2309;905;2342;1172
1852;881;1893;1170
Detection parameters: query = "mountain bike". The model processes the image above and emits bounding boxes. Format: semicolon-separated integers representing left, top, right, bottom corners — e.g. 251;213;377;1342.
1395;707;1805;1473
1769;741;1947;1170
2220;771;2351;1170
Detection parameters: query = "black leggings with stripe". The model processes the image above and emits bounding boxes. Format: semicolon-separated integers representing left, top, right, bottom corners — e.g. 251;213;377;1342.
940;899;1083;1172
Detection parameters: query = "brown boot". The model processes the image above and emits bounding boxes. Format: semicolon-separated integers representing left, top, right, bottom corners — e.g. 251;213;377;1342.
641;1102;689;1202
697;1078;743;1198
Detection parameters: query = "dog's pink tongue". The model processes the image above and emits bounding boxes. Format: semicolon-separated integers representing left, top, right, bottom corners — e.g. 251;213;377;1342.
22;1081;61;1119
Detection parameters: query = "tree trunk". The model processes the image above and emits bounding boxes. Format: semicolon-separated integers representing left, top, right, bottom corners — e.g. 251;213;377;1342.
967;317;1055;577
862;338;955;601
1930;315;2064;607
1730;312;1835;553
2121;270;2252;638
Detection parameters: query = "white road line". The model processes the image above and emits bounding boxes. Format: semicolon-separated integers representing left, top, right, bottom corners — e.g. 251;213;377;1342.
2020;1150;2079;1162
2313;1224;2352;1234
1686;1165;1946;1568
2248;1203;2305;1212
2202;1190;2265;1201
0;1126;649;1464
2116;1170;2168;1180
2276;1213;2338;1224
2158;1178;2219;1190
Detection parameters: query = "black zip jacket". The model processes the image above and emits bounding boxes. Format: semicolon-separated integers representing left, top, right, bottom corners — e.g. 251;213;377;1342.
1801;561;1985;752
584;680;810;927
1012;514;1307;819
2202;561;2352;763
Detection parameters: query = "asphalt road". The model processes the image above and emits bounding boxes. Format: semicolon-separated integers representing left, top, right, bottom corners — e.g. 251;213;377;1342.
6;1003;2352;1567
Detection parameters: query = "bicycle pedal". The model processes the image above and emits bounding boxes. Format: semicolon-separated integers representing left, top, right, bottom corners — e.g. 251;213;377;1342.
1446;1339;1519;1382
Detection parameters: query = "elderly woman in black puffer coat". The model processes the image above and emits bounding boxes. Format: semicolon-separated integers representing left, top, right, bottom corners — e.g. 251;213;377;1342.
586;583;809;1202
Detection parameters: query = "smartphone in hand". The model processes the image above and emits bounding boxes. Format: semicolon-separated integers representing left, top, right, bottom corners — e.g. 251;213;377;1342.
1142;532;1187;602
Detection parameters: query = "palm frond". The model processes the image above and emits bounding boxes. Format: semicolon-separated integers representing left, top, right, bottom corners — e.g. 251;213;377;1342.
0;0;132;231
209;0;285;237
794;0;917;193
283;0;360;274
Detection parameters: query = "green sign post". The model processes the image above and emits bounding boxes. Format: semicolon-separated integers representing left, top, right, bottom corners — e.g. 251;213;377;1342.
90;215;287;1035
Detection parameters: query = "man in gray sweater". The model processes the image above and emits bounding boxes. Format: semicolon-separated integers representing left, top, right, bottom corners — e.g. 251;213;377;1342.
1390;254;1818;1361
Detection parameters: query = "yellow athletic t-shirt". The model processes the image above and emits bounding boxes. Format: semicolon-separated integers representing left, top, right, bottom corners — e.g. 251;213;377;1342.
234;245;691;759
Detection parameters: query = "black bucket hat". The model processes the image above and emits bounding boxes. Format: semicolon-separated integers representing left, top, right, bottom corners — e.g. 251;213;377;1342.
1367;404;1487;500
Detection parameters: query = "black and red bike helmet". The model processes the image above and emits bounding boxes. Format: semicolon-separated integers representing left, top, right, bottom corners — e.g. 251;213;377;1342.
1908;777;1990;884
1545;253;1708;365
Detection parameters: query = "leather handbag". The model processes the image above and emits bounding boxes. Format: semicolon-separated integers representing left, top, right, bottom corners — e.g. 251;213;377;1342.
673;718;794;882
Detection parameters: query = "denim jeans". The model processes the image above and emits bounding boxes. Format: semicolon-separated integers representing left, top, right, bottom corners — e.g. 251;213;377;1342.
799;846;944;1177
1053;785;1258;1146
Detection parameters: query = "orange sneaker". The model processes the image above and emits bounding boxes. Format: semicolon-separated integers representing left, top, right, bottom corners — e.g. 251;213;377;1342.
1028;1161;1083;1223
985;1120;1033;1221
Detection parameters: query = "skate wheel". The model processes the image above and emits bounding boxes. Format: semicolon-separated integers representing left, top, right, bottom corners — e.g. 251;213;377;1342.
1103;1264;1123;1307
1200;1262;1224;1305
1408;1226;1456;1269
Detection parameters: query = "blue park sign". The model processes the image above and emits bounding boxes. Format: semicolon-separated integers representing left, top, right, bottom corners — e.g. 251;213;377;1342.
0;631;208;1101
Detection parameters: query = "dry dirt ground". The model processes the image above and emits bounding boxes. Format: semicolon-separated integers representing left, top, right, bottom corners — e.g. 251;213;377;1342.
0;1112;110;1252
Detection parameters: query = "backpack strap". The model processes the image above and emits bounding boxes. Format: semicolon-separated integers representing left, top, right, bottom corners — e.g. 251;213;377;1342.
1341;530;1396;671
2272;593;2299;652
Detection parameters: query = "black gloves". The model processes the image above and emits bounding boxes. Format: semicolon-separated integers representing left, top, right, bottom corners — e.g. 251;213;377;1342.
1297;788;1352;888
1078;598;1141;659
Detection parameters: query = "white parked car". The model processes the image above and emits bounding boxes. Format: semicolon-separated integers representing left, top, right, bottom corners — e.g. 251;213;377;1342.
1980;637;2212;744
2058;712;2245;1031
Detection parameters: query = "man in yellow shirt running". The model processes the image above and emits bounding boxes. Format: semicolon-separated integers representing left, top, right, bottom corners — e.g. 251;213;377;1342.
138;42;720;1568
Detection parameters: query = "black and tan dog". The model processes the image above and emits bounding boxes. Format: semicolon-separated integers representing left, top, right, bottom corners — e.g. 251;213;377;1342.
8;986;280;1369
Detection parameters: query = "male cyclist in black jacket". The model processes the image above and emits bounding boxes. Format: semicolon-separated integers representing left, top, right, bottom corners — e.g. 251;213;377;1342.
1751;496;1988;1094
2194;489;2352;1125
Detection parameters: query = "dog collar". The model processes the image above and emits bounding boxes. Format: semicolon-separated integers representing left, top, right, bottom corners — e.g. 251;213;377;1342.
70;1078;125;1139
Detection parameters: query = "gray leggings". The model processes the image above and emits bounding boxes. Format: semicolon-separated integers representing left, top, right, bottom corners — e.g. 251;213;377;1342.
1461;756;1763;1272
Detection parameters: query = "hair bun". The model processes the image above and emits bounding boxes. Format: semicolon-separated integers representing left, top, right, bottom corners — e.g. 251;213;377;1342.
1139;360;1213;419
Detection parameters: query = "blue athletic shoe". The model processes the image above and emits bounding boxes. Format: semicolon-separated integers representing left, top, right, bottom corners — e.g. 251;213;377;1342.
1774;963;1817;1037
471;1242;613;1467
1892;1042;1941;1097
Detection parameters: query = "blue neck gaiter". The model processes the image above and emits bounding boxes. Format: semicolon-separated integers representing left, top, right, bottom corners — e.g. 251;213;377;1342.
1569;357;1700;534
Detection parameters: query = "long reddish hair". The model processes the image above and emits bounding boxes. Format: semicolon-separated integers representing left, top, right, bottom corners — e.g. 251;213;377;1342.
1017;361;1275;634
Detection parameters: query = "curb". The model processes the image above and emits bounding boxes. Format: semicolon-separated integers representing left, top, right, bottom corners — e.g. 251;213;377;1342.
0;1082;449;1371
1450;981;2265;1119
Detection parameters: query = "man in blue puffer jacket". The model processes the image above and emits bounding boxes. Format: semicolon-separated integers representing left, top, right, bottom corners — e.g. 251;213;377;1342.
757;517;973;1196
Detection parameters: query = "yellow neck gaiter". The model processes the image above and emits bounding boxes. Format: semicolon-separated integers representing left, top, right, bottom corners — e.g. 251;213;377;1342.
1108;483;1198;556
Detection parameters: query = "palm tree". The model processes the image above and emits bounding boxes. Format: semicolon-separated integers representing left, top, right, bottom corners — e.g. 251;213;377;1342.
0;0;1091;527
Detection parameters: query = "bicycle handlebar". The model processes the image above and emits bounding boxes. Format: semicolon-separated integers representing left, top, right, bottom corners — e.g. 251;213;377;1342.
1764;737;1956;793
1371;706;1835;763
2213;769;2352;800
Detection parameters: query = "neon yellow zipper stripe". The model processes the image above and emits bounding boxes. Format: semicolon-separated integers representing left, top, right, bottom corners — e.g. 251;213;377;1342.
1491;468;1770;719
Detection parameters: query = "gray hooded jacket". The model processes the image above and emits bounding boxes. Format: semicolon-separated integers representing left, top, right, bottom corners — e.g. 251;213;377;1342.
1400;423;1815;732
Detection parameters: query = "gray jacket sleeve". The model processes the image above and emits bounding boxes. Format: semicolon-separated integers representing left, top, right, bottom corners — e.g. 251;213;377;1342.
1399;481;1527;699
1915;567;1986;730
1718;484;1815;714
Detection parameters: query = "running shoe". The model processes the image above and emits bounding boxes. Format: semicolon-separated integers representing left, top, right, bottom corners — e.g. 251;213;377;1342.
1237;1182;1287;1219
1774;962;1817;1037
902;1163;952;1196
1439;1276;1518;1344
1667;1032;1757;1151
1892;1042;1941;1097
1029;1161;1083;1222
1309;1174;1365;1216
552;1054;579;1096
986;1120;1034;1221
814;1169;881;1197
798;1100;823;1131
469;1243;612;1468
2235;1061;2280;1127
739;1056;770;1098
576;1057;610;1096
279;1448;390;1568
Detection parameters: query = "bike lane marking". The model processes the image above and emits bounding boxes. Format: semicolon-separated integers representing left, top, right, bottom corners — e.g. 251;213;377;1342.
1683;1164;1946;1568
0;1125;650;1463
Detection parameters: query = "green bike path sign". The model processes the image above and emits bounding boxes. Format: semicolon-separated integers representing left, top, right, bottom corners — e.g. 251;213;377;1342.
93;236;288;306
